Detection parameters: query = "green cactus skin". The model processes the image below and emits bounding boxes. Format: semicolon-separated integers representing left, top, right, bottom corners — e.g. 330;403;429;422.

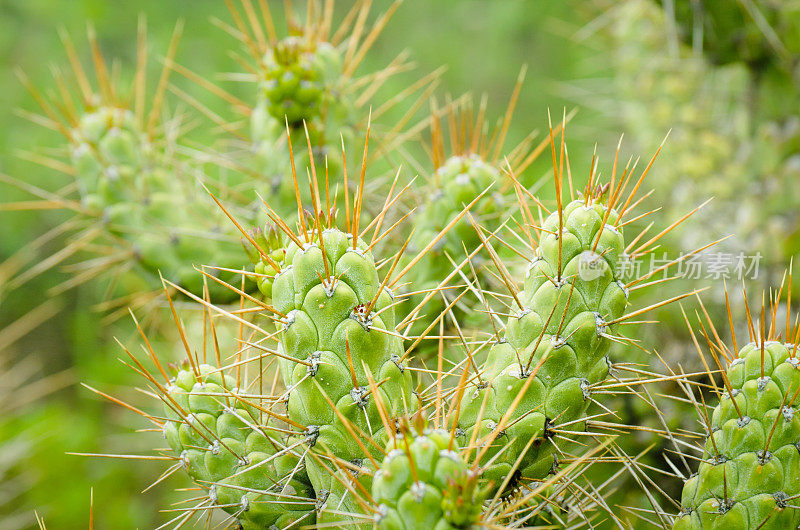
270;227;418;523
163;363;316;528
457;196;628;489
674;341;800;529
406;154;503;318
67;105;245;299
372;429;485;530
243;224;287;299
261;36;343;127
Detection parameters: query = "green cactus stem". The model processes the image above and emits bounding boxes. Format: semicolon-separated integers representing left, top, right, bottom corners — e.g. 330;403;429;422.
675;290;800;529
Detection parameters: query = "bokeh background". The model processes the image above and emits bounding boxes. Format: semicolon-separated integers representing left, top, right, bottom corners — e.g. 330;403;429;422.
1;0;798;527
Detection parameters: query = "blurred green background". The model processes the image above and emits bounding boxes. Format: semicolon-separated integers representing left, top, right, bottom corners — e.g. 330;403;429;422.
1;0;798;528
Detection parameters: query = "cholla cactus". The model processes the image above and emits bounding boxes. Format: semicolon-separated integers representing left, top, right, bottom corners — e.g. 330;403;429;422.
69;106;149;208
674;279;800;528
162;362;315;528
109;294;319;528
372;415;486;530
21;4;800;528
454;123;709;497
85;122;727;528
93;113;507;526
7;24;247;316
401;84;555;345
196;1;438;220
270;223;417;525
256;132;487;525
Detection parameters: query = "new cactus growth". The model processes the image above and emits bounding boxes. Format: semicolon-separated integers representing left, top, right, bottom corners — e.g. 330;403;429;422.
674;283;800;529
243;224;287;299
403;151;503;339
402;84;553;342
261;36;343;127
373;416;486;530
459;192;628;483
214;0;436;220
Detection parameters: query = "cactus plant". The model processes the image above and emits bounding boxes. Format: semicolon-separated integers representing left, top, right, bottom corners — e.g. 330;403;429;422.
188;1;438;221
401;83;555;344
454;123;710;498
270;222;417;524
161;361;316;528
101;119;502;526
12;3;800;529
83;122;725;528
7;25;248;314
260;35;342;128
674;281;800;529
372;414;487;530
256;130;494;524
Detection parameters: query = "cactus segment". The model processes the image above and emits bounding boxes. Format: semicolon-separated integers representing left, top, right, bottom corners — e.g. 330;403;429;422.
271;226;418;519
261;36;344;127
449;127;707;502
675;340;800;529
373;427;485;530
10;28;252;307
69;104;244;298
69;107;149;208
457;195;628;485
251;32;353;215
163;363;316;528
